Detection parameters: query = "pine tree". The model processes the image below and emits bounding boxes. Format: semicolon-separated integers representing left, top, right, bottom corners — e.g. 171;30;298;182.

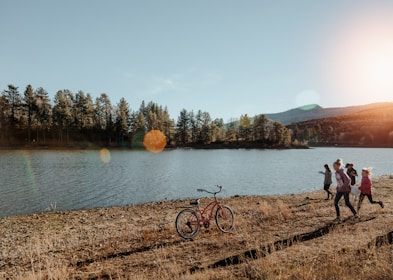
35;87;51;144
23;84;36;144
4;84;21;126
176;109;191;146
115;98;130;145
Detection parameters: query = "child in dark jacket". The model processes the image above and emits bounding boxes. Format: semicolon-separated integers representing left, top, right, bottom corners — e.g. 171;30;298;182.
319;164;333;200
356;167;384;214
333;159;359;222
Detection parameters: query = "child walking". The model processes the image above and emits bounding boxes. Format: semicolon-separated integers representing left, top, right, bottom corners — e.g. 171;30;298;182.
333;159;359;222
357;167;384;214
319;164;333;200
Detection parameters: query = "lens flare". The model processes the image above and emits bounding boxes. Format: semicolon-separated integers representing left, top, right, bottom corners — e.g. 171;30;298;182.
99;148;111;163
295;90;320;110
22;151;38;194
143;130;167;153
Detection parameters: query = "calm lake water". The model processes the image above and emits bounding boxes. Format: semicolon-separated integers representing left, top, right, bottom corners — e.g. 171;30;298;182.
1;148;392;217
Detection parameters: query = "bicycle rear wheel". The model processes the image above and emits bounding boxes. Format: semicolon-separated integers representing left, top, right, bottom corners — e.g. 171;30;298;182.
175;209;200;239
215;205;234;233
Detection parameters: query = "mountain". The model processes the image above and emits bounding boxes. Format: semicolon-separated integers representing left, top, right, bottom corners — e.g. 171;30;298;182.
286;102;393;147
264;102;393;125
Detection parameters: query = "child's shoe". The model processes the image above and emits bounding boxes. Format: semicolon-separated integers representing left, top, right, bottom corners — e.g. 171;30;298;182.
379;201;384;208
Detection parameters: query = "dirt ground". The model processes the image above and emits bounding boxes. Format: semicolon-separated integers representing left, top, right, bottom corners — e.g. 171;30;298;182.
1;176;392;279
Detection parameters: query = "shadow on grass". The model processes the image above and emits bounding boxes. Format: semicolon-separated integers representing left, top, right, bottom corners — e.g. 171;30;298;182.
190;216;380;273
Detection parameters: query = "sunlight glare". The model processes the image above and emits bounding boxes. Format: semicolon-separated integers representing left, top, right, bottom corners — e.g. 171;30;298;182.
99;148;111;163
363;44;393;92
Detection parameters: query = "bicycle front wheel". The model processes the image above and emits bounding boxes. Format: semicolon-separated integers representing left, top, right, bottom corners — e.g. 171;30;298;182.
215;205;234;233
175;209;200;239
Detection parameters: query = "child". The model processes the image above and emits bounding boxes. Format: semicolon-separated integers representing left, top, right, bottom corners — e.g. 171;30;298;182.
319;164;333;200
357;167;384;214
333;159;359;222
346;163;358;187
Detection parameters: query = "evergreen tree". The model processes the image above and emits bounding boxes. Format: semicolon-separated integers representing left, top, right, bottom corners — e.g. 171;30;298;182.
53;90;73;144
201;111;212;144
23;84;36;143
115;98;130;144
100;93;114;144
176;109;191;146
4;84;21;126
253;114;268;142
84;93;95;130
35;87;51;144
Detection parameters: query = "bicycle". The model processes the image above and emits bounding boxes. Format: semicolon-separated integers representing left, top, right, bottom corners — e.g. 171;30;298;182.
175;185;235;239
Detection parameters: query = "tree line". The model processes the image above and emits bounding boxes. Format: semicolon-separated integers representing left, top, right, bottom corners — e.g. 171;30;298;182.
0;84;293;149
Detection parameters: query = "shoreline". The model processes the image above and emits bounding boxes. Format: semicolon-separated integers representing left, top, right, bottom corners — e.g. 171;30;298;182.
1;176;392;279
2;176;392;220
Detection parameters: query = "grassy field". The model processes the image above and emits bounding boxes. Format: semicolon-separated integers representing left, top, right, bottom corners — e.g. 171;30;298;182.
1;176;392;279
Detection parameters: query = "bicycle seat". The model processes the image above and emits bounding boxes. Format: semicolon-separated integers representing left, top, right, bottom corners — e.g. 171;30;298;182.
190;199;200;206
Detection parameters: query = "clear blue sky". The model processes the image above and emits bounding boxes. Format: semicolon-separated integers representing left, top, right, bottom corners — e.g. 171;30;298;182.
1;0;393;122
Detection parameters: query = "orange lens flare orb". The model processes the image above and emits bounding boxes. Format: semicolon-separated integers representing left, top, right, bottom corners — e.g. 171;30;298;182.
143;130;167;153
99;148;111;163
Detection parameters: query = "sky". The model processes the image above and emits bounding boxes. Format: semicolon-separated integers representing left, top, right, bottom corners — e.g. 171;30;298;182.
1;0;393;122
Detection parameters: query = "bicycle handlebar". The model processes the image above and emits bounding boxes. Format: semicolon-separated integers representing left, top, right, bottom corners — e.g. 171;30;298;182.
197;185;223;195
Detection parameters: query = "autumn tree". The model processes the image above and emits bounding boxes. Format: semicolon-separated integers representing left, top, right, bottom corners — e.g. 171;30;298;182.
238;114;252;141
211;118;225;142
225;118;238;142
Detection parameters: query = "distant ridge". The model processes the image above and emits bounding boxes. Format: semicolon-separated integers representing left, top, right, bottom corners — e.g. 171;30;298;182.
264;102;393;125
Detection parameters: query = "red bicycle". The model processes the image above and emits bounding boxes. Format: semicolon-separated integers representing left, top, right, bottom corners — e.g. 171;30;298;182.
175;185;235;239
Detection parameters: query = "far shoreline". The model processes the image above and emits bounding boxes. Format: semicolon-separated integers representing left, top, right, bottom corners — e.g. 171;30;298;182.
1;142;393;151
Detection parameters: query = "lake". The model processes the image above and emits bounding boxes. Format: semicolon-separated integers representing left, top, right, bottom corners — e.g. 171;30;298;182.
1;147;392;217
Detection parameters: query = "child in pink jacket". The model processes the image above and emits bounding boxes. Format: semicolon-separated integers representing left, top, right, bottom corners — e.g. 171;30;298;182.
356;167;384;214
333;159;359;222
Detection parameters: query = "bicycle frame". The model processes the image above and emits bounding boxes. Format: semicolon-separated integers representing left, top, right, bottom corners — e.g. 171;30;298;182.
175;185;234;239
192;185;225;224
195;199;221;224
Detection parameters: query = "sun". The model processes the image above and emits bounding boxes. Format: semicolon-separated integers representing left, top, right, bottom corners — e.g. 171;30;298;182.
360;42;393;93
325;10;393;104
332;38;393;102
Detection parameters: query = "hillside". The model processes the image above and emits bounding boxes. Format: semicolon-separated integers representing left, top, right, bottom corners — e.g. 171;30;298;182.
265;102;392;125
287;102;393;147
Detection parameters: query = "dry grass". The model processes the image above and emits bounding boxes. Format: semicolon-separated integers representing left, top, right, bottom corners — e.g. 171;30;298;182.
1;176;392;279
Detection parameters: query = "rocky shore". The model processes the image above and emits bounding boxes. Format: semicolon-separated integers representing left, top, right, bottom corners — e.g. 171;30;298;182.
1;176;392;279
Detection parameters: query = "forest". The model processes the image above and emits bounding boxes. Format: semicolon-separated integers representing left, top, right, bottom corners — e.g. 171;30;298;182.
0;84;293;149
